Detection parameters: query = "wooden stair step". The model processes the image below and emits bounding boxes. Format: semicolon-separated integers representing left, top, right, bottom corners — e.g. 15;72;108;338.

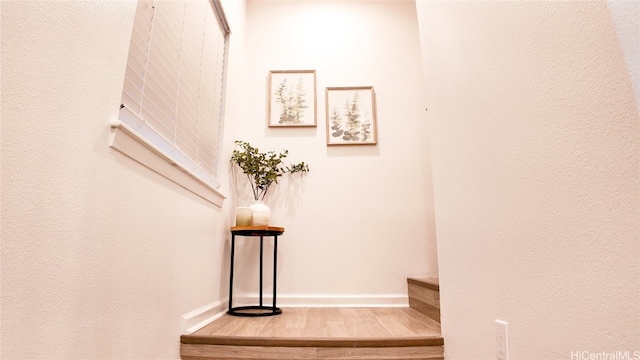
181;335;443;347
181;343;444;360
180;307;443;360
407;278;440;324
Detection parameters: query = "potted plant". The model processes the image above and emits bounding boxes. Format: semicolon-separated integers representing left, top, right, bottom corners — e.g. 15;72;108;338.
231;140;309;225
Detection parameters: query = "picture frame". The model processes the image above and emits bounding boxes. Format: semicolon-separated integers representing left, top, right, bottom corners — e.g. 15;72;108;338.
325;86;377;145
268;70;317;127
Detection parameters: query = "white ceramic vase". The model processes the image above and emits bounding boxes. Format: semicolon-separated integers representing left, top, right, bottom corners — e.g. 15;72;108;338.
249;200;271;226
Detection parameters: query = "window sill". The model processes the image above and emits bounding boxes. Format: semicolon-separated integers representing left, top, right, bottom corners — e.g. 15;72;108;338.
109;120;226;207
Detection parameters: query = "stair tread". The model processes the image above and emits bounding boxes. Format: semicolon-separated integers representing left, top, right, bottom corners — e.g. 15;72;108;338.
181;307;442;347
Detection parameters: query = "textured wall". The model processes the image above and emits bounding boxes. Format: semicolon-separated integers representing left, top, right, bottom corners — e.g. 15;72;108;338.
417;1;639;358
232;0;438;301
0;1;241;358
1;0;435;357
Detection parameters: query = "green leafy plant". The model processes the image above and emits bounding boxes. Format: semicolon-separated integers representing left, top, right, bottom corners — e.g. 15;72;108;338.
231;140;309;201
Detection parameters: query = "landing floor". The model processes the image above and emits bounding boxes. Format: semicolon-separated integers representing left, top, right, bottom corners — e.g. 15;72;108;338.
183;307;442;347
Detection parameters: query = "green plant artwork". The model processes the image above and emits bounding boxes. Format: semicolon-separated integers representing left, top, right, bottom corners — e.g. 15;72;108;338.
268;70;317;127
326;87;377;145
329;107;343;138
275;77;308;125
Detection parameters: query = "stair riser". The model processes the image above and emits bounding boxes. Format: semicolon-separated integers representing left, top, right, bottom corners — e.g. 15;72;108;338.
408;297;441;324
407;279;441;324
181;343;444;360
408;284;440;308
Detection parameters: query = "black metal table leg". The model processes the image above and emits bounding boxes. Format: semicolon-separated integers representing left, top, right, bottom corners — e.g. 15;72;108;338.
227;226;283;317
273;235;278;309
259;235;263;307
228;234;236;313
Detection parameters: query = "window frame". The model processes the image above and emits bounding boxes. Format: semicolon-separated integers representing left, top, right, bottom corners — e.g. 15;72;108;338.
109;0;230;207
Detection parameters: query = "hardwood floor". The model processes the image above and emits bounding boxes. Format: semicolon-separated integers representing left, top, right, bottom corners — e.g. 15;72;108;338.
181;307;443;360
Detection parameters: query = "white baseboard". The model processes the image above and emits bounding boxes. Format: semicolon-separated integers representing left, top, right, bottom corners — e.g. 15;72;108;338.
232;294;409;307
181;299;228;335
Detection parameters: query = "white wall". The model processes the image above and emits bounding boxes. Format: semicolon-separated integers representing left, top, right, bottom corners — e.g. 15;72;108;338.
416;1;639;358
1;0;436;357
0;0;245;358
231;0;438;303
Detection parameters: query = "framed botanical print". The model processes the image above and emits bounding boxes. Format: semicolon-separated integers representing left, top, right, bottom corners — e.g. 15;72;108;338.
325;86;377;145
268;70;317;127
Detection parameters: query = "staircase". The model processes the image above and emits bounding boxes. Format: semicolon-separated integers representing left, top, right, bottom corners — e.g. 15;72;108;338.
180;279;443;360
407;278;440;324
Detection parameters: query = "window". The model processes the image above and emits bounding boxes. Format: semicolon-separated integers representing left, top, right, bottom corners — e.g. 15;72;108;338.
110;0;230;206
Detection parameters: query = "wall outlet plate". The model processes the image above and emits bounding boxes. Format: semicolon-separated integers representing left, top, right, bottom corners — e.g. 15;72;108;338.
496;319;509;360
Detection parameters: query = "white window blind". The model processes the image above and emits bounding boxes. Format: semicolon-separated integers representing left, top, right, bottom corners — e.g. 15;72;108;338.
118;0;229;190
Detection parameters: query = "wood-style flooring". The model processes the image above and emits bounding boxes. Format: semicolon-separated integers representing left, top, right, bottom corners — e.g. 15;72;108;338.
181;307;444;360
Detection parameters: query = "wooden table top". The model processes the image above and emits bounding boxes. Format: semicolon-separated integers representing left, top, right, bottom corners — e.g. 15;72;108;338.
230;226;284;234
